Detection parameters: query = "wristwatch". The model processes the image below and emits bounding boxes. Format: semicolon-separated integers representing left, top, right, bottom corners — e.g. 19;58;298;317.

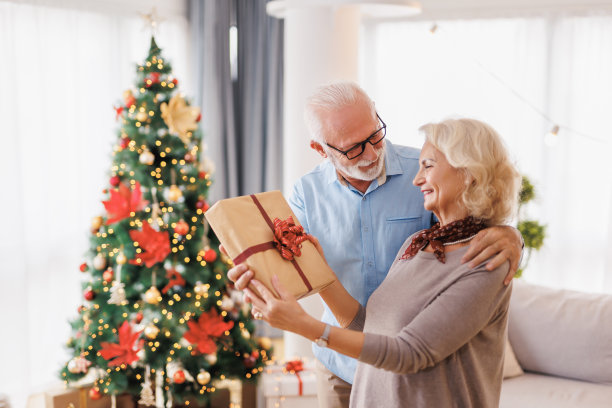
315;324;331;348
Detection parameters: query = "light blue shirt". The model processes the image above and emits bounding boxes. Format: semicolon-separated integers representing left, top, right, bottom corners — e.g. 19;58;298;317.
288;141;433;384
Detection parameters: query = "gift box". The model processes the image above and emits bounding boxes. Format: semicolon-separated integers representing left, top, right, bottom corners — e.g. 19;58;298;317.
260;360;318;408
42;386;133;408
205;190;335;300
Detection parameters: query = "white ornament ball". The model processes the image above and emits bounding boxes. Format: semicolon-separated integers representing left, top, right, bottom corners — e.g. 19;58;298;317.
93;254;106;270
67;358;80;373
220;295;235;311
197;370;211;385
139;150;155;165
205;353;217;365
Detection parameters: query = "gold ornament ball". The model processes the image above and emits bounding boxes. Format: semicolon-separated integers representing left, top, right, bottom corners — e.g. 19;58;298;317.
204;352;217;365
144;324;160;339
91;216;103;231
93;254;106;270
197;370;211;385
167;185;182;202
257;336;272;350
116;252;127;265
136;111;149;122
144;286;161;304
139;150;155;165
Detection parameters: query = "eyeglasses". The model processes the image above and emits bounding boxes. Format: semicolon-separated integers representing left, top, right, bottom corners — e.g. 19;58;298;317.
326;114;386;160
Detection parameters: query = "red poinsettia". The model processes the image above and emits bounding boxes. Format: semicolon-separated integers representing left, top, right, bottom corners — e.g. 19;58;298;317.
162;268;186;294
102;182;148;224
129;222;171;267
183;309;234;354
99;321;143;367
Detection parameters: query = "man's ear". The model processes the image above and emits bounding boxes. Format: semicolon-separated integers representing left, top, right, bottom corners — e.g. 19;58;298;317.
310;140;327;158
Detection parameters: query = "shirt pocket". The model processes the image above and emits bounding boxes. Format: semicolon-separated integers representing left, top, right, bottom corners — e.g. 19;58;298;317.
382;216;422;270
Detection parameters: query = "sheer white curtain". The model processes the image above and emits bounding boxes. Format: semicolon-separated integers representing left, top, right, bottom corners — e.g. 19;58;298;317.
360;14;612;293
0;1;189;406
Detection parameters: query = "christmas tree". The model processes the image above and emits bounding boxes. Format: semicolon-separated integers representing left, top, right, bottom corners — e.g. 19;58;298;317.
61;37;271;407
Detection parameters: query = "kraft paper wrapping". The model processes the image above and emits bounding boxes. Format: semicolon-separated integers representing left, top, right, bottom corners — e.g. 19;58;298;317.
205;191;335;300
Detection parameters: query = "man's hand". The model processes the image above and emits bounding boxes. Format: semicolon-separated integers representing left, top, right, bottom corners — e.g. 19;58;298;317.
461;226;523;285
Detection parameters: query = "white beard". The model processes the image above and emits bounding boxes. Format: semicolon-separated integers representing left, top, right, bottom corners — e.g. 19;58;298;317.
327;144;386;181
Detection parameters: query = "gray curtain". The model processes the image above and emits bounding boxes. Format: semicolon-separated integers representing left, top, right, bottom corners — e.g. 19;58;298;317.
189;0;284;203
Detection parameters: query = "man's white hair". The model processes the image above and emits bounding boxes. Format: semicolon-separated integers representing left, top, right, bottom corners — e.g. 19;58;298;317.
304;81;377;144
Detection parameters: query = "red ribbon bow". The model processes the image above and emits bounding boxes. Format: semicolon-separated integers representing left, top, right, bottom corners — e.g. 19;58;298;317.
285;359;305;396
285;360;304;373
272;217;313;261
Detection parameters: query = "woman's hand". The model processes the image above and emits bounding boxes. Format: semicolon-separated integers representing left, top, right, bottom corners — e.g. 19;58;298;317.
244;276;312;334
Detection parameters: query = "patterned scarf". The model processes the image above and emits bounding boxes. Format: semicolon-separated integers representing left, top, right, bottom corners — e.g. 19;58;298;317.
400;216;487;263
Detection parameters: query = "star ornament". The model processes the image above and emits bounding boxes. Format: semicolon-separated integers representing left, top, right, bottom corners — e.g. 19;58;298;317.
160;94;201;145
103;182;149;224
99;321;144;367
183;309;234;354
129;222;171;268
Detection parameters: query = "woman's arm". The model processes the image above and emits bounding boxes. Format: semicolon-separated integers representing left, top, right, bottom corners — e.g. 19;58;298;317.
246;277;365;358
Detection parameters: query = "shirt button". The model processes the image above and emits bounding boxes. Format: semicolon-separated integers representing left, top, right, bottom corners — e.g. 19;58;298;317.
368;261;373;268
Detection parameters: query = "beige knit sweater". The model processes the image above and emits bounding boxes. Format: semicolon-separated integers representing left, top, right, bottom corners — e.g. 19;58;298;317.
348;243;511;408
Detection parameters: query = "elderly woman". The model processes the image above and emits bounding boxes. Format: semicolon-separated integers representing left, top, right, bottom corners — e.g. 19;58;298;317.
235;118;521;407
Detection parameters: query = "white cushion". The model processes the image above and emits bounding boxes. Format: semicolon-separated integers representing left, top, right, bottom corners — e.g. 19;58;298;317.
502;339;524;379
508;281;612;384
500;373;612;408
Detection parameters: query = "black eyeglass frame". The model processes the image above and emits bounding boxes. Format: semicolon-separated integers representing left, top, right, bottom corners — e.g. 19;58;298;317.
326;113;387;160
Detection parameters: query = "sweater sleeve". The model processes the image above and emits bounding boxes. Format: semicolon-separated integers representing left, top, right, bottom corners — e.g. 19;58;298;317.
345;304;366;331
359;262;511;374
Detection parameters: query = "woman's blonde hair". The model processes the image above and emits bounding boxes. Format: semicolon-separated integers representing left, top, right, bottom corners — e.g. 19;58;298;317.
419;118;521;226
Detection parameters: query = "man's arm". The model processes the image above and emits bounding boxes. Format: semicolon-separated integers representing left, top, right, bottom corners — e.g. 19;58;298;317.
461;225;523;285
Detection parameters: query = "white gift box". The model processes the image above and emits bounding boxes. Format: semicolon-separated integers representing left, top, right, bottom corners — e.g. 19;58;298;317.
261;360;318;408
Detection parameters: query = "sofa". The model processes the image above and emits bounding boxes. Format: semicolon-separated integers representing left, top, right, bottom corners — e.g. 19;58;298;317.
499;280;612;407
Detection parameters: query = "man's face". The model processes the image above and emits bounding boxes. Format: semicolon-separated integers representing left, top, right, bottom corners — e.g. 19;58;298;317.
320;102;386;182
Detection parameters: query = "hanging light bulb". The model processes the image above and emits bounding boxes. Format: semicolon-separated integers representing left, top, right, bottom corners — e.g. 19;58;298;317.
545;125;560;147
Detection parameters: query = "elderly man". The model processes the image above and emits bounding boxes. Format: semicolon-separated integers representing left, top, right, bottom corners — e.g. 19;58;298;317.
230;81;522;408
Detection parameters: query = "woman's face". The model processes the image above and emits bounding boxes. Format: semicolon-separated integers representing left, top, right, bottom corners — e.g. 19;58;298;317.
413;141;469;225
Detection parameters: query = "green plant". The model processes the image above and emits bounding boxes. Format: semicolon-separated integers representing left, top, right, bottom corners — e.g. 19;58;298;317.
515;176;546;277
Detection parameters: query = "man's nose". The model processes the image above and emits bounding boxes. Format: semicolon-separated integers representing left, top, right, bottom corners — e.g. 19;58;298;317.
362;141;378;161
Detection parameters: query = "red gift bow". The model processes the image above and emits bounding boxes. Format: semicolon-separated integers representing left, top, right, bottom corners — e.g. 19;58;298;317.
272;217;313;261
285;360;305;396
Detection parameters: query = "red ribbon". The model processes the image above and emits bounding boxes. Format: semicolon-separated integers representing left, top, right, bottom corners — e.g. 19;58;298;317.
285;360;304;396
232;195;313;292
272;217;313;261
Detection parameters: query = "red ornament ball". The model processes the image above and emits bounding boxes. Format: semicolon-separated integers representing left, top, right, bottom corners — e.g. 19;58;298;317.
84;288;95;301
150;72;161;83
79;263;88;272
198;171;207;179
102;268;114;282
204;249;217;263
77;305;85;313
173;370;186;384
196;199;210;212
109;175;120;187
134;312;144;324
120;137;130;149
172;78;178;86
251;350;260;359
243;355;257;369
89;388;102;400
196;113;202;122
174;220;189;236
